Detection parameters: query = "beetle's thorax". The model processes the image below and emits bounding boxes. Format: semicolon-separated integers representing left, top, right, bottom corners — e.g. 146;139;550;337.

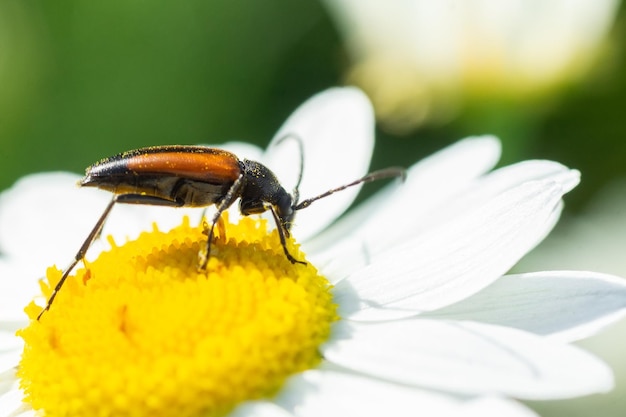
239;159;295;230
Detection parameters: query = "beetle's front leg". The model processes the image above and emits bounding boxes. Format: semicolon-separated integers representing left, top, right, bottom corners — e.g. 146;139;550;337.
198;174;245;271
267;204;306;266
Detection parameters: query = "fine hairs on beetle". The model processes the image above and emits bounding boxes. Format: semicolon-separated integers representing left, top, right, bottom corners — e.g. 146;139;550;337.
37;136;406;320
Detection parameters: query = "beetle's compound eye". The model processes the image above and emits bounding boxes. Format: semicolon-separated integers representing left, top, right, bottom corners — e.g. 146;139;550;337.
276;193;295;231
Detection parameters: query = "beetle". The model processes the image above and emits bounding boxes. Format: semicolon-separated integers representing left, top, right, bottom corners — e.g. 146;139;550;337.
37;143;405;319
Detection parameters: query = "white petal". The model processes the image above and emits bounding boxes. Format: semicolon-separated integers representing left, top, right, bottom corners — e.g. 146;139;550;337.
218;141;264;162
337;175;576;318
0;173;104;270
424;271;626;342
274;369;461;417
0;173;207;276
0;368;17;396
263;87;375;240
0;331;21;357
0;387;31;417
359;135;502;241
322;320;613;399
0;261;38;325
230;401;294;417
460;397;539;417
313;158;575;285
0;349;21;377
306;135;501;277
0;173;147;269
420;160;579;231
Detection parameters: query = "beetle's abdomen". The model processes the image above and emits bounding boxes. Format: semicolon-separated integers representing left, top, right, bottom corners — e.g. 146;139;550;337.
80;146;243;207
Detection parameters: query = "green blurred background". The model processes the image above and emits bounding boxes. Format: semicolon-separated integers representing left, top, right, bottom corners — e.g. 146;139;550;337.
1;0;626;205
1;1;625;416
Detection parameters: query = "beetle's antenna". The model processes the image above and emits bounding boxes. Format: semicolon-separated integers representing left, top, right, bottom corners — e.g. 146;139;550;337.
274;133;304;205
294;167;406;211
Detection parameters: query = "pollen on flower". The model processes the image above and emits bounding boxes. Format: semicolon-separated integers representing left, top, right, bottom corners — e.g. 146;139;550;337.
17;213;337;417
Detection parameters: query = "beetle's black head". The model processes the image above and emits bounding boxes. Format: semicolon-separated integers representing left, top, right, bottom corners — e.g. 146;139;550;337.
239;160;296;232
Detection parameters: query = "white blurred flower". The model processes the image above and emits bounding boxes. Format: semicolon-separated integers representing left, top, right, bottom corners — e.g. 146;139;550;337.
323;0;620;131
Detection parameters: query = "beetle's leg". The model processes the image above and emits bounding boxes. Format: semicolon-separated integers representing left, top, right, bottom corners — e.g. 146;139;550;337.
199;174;245;270
38;197;117;320
200;215;226;245
38;194;184;320
91;195;184;241
114;194;184;207
267;204;306;265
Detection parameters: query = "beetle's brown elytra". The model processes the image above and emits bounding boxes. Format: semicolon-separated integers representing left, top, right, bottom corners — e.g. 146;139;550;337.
108;146;242;184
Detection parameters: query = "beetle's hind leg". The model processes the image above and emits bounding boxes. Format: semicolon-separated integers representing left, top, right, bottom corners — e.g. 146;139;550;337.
37;197;117;320
38;193;185;320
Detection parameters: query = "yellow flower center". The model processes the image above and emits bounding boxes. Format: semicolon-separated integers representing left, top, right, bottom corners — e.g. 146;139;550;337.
17;214;337;417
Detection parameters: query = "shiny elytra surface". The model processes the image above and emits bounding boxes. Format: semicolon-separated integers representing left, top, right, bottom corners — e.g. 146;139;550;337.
87;146;242;184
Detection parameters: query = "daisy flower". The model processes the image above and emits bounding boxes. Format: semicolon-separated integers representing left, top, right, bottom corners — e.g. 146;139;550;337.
1;88;626;417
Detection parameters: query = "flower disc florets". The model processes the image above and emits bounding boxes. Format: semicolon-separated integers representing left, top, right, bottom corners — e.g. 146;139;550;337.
17;214;337;417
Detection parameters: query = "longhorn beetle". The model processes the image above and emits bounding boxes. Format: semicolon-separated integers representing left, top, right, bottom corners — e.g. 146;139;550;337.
37;140;405;319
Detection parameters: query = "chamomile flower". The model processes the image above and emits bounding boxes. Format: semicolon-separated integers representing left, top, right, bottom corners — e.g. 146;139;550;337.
1;88;626;417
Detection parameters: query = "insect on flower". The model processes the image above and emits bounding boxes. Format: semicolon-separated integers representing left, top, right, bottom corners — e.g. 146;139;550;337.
37;140;405;319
